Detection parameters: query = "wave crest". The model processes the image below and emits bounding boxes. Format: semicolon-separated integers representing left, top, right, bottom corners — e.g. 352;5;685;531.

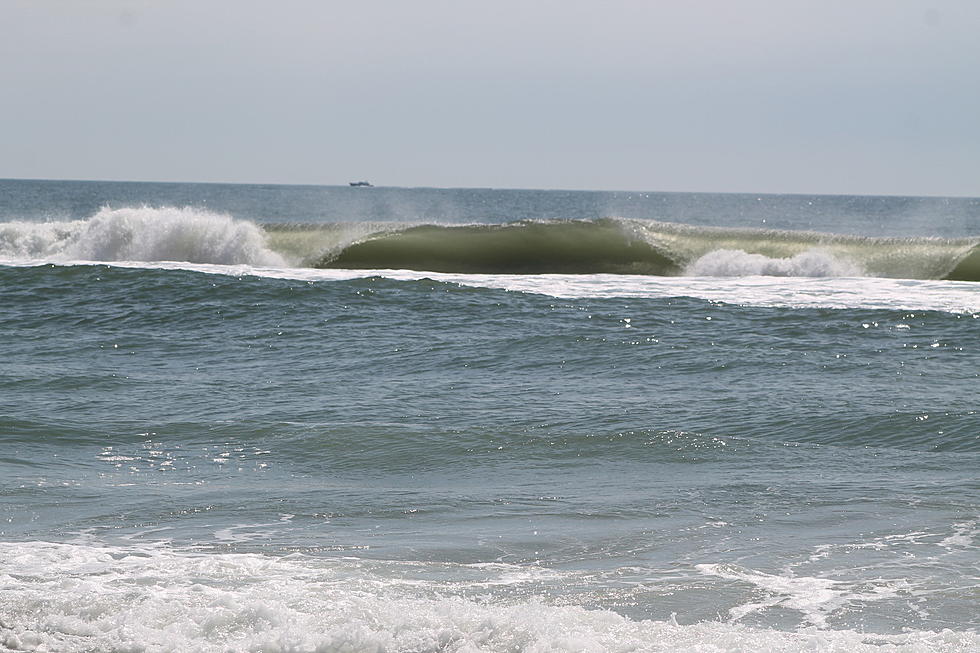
2;210;978;281
0;206;287;267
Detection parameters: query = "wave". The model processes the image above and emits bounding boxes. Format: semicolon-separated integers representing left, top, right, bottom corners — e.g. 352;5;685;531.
0;206;286;267
271;218;980;281
1;207;978;280
311;220;678;274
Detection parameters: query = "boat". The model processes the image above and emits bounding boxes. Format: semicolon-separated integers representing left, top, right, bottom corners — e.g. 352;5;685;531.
349;181;374;187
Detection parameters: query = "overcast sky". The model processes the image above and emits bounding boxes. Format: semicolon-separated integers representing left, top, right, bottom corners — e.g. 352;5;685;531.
1;1;978;196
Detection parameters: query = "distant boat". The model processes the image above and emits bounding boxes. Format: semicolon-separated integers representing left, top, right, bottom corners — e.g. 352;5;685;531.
349;181;374;187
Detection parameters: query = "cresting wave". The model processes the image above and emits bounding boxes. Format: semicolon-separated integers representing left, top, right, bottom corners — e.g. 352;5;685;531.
285;219;980;280
0;206;287;268
1;206;978;280
1;541;975;653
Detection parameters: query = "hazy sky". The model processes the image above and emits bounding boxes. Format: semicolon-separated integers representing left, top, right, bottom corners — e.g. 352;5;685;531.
2;1;978;195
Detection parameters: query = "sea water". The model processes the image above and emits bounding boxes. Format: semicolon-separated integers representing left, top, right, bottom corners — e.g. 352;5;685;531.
0;179;977;652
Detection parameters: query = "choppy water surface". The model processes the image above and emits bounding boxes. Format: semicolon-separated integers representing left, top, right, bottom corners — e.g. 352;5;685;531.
0;180;977;652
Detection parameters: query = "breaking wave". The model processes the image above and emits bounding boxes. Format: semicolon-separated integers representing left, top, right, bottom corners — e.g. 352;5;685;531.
1;541;975;653
685;249;863;277
271;218;980;281
0;206;286;267
1;207;978;280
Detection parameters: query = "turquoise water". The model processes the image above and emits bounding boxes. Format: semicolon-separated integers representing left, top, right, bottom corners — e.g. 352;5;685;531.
0;180;978;652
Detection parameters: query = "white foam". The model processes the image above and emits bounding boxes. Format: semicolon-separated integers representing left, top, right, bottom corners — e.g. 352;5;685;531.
0;206;287;266
0;542;975;653
1;234;978;312
939;521;977;551
9;259;973;314
695;563;900;629
685;249;864;278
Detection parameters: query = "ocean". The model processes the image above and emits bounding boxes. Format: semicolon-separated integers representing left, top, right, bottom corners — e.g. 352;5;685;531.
0;178;977;652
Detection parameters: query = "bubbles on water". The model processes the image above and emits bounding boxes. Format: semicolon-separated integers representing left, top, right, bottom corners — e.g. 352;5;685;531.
695;563;901;629
1;541;976;653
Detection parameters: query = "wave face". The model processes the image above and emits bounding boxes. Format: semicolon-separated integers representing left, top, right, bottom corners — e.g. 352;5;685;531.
284;218;980;280
0;206;286;267
316;220;678;274
1;208;977;280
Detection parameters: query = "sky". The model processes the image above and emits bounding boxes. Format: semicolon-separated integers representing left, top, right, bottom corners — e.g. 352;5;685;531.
1;0;978;196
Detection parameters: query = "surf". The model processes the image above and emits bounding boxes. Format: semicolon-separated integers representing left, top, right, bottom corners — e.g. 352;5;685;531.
3;541;976;653
273;217;980;281
2;207;978;281
0;206;287;267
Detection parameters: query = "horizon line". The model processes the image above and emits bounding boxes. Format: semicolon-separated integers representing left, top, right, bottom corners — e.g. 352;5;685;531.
1;176;977;202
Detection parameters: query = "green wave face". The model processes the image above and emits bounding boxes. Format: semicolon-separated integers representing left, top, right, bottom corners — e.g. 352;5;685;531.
944;245;980;281
317;220;681;275
268;207;970;281
275;218;980;280
1;205;976;280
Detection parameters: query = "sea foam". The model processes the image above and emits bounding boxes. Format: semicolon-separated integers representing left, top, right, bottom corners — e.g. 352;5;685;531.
0;206;286;267
685;249;864;277
0;542;975;653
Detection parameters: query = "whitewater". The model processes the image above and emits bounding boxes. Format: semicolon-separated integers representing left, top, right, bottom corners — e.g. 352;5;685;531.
1;180;978;653
2;205;978;280
2;205;978;314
